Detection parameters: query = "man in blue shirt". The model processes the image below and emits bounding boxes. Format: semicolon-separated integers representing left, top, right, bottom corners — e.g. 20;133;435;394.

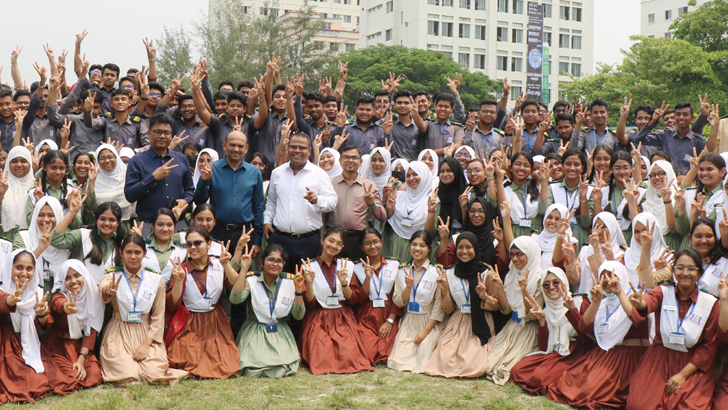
124;113;195;222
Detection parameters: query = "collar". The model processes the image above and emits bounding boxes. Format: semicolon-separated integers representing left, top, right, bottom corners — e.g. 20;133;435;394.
317;256;336;268
352;121;373;131
150;149;171;159
223;158;247;171
334;174;363;186
96;227;118;241
412;259;431;272
672;128;696;140
149;236;173;253
286;161;314;173
184;257;211;273
675;285;700;303
126;267;142;279
475;123;494;136
558;179;580;191
703;184;722;196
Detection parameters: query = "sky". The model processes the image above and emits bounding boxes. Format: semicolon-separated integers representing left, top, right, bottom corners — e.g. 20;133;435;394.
0;0;639;84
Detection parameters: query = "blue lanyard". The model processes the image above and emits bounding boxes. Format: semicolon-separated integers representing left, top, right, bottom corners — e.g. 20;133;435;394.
523;130;537;151
611;186;620;213
604;304;619;322
459;278;470;304
478;128;492;144
262;278;281;318
322;262;339;295
521;189;528;216
436;123;450;135
191;270;208;298
677;301;697;331
564;186;579;213
592;129;608;148
121;268;144;311
372;270;383;299
411;267;426;301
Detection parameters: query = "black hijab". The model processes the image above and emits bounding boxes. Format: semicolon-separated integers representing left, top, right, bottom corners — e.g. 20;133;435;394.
453;232;491;345
463;197;499;266
438;157;468;229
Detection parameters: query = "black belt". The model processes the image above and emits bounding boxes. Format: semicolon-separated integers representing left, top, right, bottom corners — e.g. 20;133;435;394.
343;229;363;236
275;228;318;239
216;221;251;231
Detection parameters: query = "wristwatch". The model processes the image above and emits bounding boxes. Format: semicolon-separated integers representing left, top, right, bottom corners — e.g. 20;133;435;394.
386;318;394;324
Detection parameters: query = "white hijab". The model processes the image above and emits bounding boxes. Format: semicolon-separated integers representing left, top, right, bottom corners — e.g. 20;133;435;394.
2;147;35;231
577;212;628;293
541;267;574;356
593;261;634;351
27;197;70;277
392;158;409;174
642;161;677;231
361;147;391;198
538;204;577;268
52;259;105;338
34;139;58;156
192;148;220;187
0;249;43;372
623;212;667;283
358;154;370;176
119;147;135;160
390;161;432;239
319;148;342;179
504;236;543;324
418;149;439;189
94;144;132;219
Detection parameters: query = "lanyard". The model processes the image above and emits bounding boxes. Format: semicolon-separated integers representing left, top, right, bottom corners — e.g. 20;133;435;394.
436;123;450;135
611;185;621;214
121;268;144;311
563;186;579;213
322;263;339;295
262;278;281;319
411;267;426;301
677;301;697;331
604;304;619;324
523;130;537;152
520;189;529;216
478;128;492;144
372;268;383;299
192;270;208;298
459;278;470;304
592;129;608;148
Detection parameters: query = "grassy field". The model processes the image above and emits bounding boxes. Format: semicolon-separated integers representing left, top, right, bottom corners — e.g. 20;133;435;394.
6;365;573;410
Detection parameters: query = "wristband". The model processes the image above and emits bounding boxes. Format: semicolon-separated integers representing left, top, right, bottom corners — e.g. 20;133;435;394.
295;291;304;296
486;177;494;182
386;318;394;324
36;312;48;319
140;97;149;101
80;352;88;359
149;58;156;63
341;283;348;288
505;133;513;137
663;201;672;205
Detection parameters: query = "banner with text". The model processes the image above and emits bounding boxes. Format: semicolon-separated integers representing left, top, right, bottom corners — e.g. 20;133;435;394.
526;2;544;102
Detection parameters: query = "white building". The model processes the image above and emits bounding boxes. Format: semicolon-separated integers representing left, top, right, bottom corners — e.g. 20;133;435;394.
640;0;709;39
359;0;594;107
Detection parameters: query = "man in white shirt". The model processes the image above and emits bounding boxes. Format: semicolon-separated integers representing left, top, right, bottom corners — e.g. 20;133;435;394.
264;132;337;271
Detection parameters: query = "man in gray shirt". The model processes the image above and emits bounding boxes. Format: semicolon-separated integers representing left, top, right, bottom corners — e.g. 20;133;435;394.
87;89;149;150
423;92;464;161
331;95;388;155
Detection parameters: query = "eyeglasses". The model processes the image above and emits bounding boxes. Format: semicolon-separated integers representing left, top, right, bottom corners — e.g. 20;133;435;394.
326;239;345;248
648;171;666;179
554;109;567;114
265;257;285;265
465;168;483;174
150;129;173;137
98;155;116;162
90;70;102;75
341;155;360;161
512;162;531;169
674;265;699;274
180;104;195;110
455;153;471;159
543;280;561;289
185;240;205;248
509;251;526;259
120;85;134;90
362;240;382;247
539;110;548;114
289;145;309;152
468;209;485;215
149;92;162;98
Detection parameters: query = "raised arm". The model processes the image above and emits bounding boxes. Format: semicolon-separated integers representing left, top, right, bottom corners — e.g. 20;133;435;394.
10;46;23;91
190;74;211;125
74;30;88;78
142;38;157;82
616;97;632;145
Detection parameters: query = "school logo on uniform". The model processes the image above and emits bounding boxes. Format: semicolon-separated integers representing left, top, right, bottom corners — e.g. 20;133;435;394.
688;314;702;326
281;297;291;306
423;281;433;291
0;243;8;253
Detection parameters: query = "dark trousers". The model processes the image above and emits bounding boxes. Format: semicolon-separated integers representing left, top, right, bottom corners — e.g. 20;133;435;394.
211;222;251;339
267;230;321;273
341;229;364;262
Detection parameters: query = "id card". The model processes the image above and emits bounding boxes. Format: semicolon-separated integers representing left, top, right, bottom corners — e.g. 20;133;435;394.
519;218;532;228
411;139;417;146
373;298;385;308
204;297;212;308
326;296;340;306
142;289;154;301
669;332;686;345
265;323;278;333
461;304;471;314
401;217;413;227
127;311;142;323
663;305;677;311
446;136;453;144
598;323;609;335
408;301;420;312
511;311;521;323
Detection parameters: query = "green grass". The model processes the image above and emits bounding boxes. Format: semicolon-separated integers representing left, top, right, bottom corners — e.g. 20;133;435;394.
5;367;573;410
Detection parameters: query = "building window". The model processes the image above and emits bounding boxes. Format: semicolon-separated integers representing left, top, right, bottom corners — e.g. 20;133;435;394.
344;0;352;4
573;7;581;21
497;56;508;71
511;57;522;72
443;22;454;37
664;31;672;39
498;0;508;13
428;0;439;4
345;44;356;52
459;24;471;38
443;51;453;58
571;63;581;77
497;27;508;41
511;86;522;100
335;0;341;3
665;9;672;20
458;53;470;68
475;0;485;10
344;15;351;23
513;0;524;14
648;13;655;23
330;42;339;51
559;34;569;48
333;14;341;19
475;25;486;40
544;31;552;46
571;35;581;49
386;1;393;13
559;62;569;75
512;28;523;43
560;6;570;20
678;6;688;15
385;29;393;41
543;4;552;17
428;21;439;35
474;54;486;69
460;0;470;8
443;0;454;6
260;7;268;15
242;6;249;13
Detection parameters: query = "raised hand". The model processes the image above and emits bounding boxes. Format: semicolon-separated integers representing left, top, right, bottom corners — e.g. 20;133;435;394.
404;266;415;288
718;277;728;301
557;210;575;235
499;197;513;222
130;220;144;237
427;188;439;213
169;130;189;150
561;286;576;311
698;93;710;117
239;245;254;272
219;240;233;266
619;97;632;117
628;281;646;309
63;291;78;315
640;220;655;249
475;272;488;299
459;186;472;209
651;101;670;125
491;216;504;242
590;273;604;302
336;258;350;286
170;257;185;282
527;294;545;322
363;183;376;207
435;266;448;294
152;159;178;180
360;257;374;280
293;265;305;290
33;177;44;202
35;291;50;317
172;200;189;221
304;187;318;204
6;277;29;306
333;128;349;149
708;104;721;129
0;170;8;196
578;175;589;201
105;273;124;297
518;269;531;293
558;139;570;156
37;224;52;252
653;247;673;272
487;266;504;289
560;233;576;263
142;37;157;61
605;271;623;295
437;216;451;241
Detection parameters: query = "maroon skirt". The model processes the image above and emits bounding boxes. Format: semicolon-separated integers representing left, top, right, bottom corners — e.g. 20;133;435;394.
511;341;591;395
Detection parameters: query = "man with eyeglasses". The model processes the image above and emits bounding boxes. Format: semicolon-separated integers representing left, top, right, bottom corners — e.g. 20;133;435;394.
131;81;166;126
88;88;149;149
264;132;337;272
463;99;508;158
327;145;386;260
125;113;194;226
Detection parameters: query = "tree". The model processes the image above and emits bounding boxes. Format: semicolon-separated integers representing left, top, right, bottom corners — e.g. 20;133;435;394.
560;36;727;126
671;0;728;53
319;45;501;109
156;26;194;88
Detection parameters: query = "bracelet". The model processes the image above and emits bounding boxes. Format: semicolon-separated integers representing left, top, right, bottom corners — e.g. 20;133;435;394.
386;318;394;324
11;62;17;65
295;291;304;296
140;97;149;101
663;201;672;205
505;133;513;137
486;177;494;182
80;352;88;359
149;58;156;63
37;312;48;319
341;283;349;288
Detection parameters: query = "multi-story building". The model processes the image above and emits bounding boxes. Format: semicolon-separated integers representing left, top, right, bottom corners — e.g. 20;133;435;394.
359;0;594;108
208;0;361;52
640;0;709;39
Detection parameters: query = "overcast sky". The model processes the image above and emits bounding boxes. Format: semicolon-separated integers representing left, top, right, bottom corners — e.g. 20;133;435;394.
0;0;639;85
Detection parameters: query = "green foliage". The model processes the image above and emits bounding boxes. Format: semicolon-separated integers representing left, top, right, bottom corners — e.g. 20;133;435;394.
319;45;501;109
156;25;194;89
560;36;727;126
670;0;728;53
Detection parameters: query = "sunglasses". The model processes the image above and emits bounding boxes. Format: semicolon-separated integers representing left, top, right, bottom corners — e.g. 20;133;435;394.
542;280;561;289
185;240;205;248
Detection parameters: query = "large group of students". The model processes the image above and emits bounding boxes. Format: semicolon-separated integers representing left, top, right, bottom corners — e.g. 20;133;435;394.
1;31;728;409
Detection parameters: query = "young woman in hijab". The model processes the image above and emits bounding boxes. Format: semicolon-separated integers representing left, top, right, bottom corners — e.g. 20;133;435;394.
496;151;542;238
382;161;436;263
436;157;468;234
533;204;579;269
511;267;593;395
34;139;57;163
0;146;36;240
574;212;627;294
360;147;391;233
353;228;403;365
641;160;685;250
623;212;667;287
424;232;497;378
537;150;595;251
99;234;188;385
42;260;104;394
14;197;71;294
94;144;134;222
391;159;408;185
119;147;135;164
418;149;439;190
317;147;343;179
26;151;87;227
298;227;372;375
454;145;476;173
627;248;720;410
0;250;51;403
547;261;649;409
388;230;445;373
485;236;544;385
595;151;645;243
